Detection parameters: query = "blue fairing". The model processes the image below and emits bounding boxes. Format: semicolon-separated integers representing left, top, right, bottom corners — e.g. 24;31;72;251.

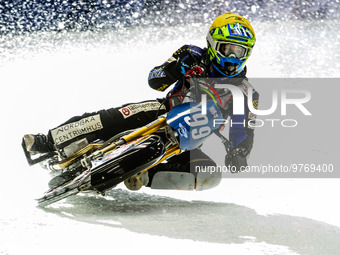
166;101;222;151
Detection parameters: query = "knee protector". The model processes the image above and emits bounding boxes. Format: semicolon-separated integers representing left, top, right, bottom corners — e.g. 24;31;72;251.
196;169;222;191
149;169;221;191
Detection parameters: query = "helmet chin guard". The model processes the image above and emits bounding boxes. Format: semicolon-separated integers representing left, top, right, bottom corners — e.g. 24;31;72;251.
217;56;245;75
211;61;243;77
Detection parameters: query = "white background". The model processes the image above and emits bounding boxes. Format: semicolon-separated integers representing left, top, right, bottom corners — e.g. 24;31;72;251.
1;20;340;255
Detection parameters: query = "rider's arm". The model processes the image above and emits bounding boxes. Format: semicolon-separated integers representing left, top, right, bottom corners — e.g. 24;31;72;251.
229;80;259;157
223;82;258;171
148;45;203;92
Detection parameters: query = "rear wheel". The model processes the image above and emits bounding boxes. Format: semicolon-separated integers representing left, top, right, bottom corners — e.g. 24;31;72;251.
91;135;166;193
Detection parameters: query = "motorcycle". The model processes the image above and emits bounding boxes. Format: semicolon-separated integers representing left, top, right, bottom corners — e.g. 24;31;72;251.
22;97;228;207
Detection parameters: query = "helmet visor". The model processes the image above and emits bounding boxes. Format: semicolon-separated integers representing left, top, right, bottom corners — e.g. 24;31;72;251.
217;42;248;59
207;33;250;60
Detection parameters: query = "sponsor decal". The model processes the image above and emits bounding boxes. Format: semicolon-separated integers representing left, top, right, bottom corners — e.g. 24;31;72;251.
189;47;202;57
157;83;169;91
240;82;249;95
148;67;166;80
51;114;103;145
102;144;133;161
249;112;256;119
118;101;166;119
121;108;130;116
177;123;188;138
97;136;147;166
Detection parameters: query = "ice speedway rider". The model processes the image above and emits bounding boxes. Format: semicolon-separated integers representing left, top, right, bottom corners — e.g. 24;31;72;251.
22;12;259;191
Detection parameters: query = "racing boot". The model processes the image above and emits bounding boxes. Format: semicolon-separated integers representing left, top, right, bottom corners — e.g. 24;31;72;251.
23;134;54;154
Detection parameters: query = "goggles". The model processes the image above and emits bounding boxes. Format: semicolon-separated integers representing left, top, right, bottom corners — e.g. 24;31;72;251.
207;33;251;60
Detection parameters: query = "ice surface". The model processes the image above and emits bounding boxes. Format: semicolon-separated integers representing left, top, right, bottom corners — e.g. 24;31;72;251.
1;12;340;255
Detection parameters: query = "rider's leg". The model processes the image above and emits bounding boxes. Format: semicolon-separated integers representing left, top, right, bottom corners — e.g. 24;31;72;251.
22;100;166;154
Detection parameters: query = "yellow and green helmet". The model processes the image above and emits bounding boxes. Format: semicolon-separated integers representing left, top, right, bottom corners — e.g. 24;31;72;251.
207;13;256;77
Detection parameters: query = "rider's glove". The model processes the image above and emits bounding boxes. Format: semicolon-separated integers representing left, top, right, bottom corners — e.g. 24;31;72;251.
225;152;247;173
233;135;253;158
173;45;200;74
162;45;203;81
